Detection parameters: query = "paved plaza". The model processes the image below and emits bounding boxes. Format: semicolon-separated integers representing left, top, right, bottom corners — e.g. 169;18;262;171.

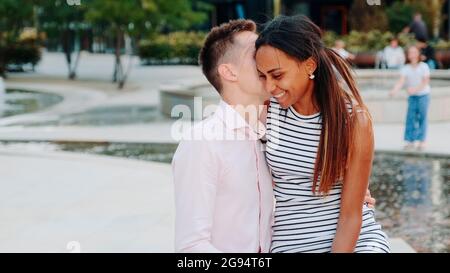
1;52;448;252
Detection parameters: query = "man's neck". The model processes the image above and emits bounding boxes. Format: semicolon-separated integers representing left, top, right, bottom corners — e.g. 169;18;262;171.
221;87;266;128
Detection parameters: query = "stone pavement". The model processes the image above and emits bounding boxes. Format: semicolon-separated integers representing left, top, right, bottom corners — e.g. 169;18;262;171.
3;52;447;252
0;147;415;253
0;148;174;252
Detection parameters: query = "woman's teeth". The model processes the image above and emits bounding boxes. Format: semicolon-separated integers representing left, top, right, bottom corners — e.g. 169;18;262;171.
274;91;286;99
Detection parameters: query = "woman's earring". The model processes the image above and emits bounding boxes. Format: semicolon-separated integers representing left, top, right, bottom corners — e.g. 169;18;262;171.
309;73;315;80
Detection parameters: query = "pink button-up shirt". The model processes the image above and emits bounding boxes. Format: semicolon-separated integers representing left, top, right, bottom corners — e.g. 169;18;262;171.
172;100;274;253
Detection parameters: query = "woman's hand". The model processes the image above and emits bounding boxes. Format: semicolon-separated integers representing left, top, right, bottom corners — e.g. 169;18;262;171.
364;189;376;209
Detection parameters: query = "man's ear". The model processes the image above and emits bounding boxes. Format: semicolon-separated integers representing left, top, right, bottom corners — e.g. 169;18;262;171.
218;63;238;82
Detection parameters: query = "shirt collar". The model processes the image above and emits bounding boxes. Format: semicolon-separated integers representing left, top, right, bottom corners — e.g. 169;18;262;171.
215;100;248;130
214;100;267;137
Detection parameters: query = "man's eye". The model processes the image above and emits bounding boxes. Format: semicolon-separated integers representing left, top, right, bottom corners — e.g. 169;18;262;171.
273;74;282;79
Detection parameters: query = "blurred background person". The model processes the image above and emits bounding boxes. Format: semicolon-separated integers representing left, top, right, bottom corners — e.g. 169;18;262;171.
332;39;356;62
416;38;438;70
403;12;429;42
389;46;431;151
382;37;406;69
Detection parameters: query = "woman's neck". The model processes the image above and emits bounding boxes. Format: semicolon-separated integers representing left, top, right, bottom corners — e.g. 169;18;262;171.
292;83;319;116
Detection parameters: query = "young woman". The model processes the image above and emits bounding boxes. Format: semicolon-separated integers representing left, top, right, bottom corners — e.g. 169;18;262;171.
390;45;431;151
255;15;390;253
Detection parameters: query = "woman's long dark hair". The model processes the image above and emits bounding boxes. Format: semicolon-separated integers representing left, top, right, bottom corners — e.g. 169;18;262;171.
255;15;367;195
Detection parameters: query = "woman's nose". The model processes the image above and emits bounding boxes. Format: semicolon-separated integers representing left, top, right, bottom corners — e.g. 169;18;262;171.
265;80;276;93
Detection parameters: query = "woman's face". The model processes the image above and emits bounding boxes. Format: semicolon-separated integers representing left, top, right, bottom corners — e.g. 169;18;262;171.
255;45;315;109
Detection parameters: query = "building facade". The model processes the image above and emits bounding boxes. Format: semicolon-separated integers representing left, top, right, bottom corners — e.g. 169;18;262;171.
206;0;358;34
206;0;449;38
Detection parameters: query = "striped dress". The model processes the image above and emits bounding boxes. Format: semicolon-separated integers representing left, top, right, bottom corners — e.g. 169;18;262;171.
265;97;390;253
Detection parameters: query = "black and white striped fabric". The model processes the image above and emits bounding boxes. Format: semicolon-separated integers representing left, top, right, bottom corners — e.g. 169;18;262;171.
266;97;390;253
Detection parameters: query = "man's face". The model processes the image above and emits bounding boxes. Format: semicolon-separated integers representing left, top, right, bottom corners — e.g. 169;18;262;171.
233;31;270;101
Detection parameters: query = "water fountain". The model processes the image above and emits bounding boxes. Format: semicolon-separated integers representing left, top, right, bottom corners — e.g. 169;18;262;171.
160;70;450;123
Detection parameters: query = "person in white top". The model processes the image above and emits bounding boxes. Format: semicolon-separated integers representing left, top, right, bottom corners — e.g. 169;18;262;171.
382;37;405;69
390;45;431;151
332;40;355;62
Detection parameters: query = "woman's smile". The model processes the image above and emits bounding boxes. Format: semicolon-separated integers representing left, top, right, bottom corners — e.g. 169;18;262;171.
272;90;288;104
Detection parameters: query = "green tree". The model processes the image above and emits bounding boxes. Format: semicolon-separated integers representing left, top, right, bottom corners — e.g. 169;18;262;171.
386;2;414;34
349;0;389;32
387;0;446;39
0;0;35;76
0;0;34;35
403;0;446;39
38;0;87;79
85;0;209;89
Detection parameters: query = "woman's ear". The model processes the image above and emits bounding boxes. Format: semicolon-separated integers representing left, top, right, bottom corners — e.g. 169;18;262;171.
218;63;238;82
304;57;317;75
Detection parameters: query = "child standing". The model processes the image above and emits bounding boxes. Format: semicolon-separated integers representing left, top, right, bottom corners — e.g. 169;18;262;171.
390;46;431;151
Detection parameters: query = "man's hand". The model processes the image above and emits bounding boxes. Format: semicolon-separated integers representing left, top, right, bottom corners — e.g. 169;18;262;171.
364;189;376;209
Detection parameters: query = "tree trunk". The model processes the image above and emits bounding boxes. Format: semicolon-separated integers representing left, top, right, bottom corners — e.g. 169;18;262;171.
68;49;82;80
0;48;7;78
0;57;5;78
430;0;446;39
0;65;6;78
62;29;75;80
118;34;134;90
113;29;123;87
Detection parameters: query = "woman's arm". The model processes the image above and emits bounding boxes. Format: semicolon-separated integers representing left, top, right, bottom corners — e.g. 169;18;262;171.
331;110;374;253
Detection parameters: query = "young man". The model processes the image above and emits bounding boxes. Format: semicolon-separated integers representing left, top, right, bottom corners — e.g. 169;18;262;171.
172;19;375;253
403;13;429;42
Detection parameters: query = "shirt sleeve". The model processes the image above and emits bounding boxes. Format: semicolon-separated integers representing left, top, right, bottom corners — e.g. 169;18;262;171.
172;140;222;253
422;62;431;77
